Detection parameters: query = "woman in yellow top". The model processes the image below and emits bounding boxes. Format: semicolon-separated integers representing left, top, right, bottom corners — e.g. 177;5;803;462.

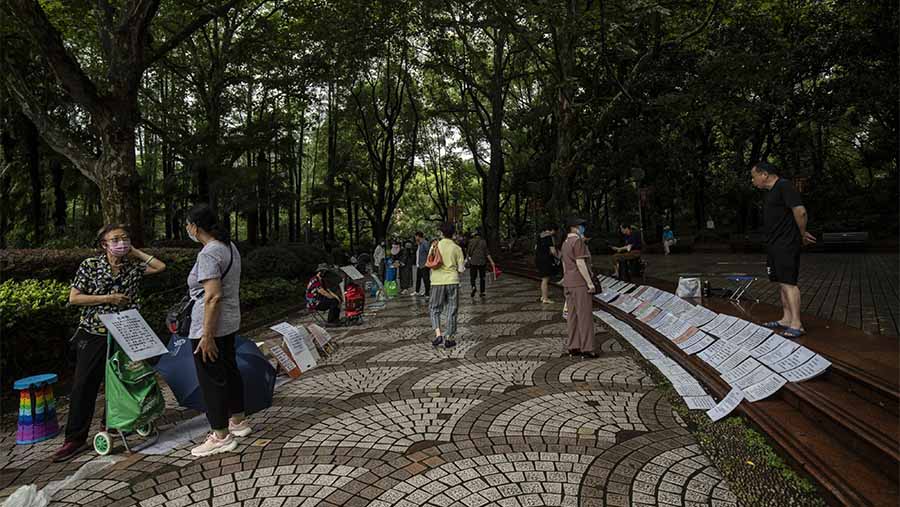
428;223;466;349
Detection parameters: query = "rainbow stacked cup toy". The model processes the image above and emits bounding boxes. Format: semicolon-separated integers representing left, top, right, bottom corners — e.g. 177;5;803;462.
14;374;60;444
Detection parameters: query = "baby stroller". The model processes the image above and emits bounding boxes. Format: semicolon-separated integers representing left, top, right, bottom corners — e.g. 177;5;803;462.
343;282;366;325
92;334;164;455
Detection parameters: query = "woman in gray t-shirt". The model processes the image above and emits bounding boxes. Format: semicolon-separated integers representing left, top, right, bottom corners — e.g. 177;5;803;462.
184;204;250;457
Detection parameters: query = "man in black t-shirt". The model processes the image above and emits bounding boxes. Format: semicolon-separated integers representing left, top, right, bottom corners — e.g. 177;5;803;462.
751;161;817;337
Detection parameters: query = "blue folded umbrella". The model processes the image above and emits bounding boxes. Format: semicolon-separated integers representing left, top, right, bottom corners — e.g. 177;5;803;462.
155;335;275;415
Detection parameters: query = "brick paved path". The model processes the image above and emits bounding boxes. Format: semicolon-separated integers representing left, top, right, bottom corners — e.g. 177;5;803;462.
0;276;737;507
620;253;899;336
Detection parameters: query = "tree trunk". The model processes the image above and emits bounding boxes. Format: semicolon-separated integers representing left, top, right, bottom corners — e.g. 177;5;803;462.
22;115;44;244
0;129;13;249
51;158;66;234
257;151;268;244
547;1;578;221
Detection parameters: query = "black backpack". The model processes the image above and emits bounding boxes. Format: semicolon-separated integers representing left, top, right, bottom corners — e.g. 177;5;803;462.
166;244;234;337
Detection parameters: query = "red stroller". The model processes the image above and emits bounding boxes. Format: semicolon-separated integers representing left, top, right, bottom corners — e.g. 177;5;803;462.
344;282;365;325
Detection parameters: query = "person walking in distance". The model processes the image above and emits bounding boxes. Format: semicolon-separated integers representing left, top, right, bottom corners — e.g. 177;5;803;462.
560;217;598;358
751;161;816;338
414;231;431;297
466;228;496;298
535;223;560;303
428;223;466;349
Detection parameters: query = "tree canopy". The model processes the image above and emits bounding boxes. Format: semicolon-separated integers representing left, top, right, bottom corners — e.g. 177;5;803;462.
2;0;896;250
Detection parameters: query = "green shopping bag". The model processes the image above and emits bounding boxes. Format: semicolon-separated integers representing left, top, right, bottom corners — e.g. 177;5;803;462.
105;344;164;432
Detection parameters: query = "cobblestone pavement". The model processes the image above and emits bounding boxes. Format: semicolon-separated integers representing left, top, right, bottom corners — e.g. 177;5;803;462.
614;252;898;336
0;276;738;507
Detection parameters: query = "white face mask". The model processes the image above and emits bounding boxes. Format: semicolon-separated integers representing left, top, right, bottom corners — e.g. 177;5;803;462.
186;223;200;243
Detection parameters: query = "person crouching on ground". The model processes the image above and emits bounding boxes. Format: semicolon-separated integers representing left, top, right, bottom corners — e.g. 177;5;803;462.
429;222;466;349
53;224;167;462
185;204;250;457
561;217;598;358
306;264;342;326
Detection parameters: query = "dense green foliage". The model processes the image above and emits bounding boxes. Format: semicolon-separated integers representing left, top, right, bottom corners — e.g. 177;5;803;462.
1;0;896;252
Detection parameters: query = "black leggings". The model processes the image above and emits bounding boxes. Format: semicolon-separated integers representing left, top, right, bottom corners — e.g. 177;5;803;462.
470;264;487;294
64;329;107;443
193;333;244;430
317;298;341;323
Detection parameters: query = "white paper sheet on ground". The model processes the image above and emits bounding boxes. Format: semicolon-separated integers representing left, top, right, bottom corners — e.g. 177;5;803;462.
714;350;751;374
638;308;662;324
721;358;763;384
739;328;773;352
619;283;637;293
98;309;168;361
749;334;787;358
307;323;333;348
743;372;788;402
697;339;742;367
631;302;653;318
758;341;800;366
662;321;693;341
650;312;679;331
686;307;718;327
649;291;676;306
611;295;642;313
729;323;763;346
707;388;745;422
782;355;832;382
139;414;209;454
661;297;693;317
272;322;317;371
631;286;649;299
645;311;670;328
296;326;321;362
340;265;365;280
594;291;619;303
700;314;730;331
684;395;717;410
735;365;777;390
635;286;660;301
683;333;716;355
716;319;751;340
770;346;816;373
707;315;739;337
674;381;707;397
674;329;703;349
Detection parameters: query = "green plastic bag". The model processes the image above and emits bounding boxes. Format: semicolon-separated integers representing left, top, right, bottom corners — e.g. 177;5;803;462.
384;280;399;297
105;344;164;432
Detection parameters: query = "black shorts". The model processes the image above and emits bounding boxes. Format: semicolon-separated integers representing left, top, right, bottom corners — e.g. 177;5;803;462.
766;246;800;285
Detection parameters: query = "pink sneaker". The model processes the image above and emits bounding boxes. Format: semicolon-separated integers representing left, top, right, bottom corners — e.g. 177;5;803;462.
228;419;252;437
191;432;237;457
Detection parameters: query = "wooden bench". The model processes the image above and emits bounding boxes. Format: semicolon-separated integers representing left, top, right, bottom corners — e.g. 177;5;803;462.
821;231;869;251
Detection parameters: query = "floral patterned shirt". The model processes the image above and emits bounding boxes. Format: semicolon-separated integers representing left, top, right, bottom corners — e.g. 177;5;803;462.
71;255;146;335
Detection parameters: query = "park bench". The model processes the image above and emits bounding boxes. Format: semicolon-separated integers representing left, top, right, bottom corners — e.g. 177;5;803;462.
821;231;869;251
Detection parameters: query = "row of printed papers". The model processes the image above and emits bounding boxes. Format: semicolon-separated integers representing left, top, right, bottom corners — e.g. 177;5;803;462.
593;309;715;410
610;293;642;313
594;285;832;418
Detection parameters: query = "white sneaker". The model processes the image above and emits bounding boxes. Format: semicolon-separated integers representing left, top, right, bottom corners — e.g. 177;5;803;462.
191;432;238;457
229;419;252;437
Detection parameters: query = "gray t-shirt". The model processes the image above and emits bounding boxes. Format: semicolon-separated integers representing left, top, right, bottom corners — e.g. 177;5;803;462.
188;241;241;339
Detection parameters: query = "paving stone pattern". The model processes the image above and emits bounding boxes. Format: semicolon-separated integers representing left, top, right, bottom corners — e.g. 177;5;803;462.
0;276;738;507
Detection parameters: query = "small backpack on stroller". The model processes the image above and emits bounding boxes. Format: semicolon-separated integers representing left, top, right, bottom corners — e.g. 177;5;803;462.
344;282;365;324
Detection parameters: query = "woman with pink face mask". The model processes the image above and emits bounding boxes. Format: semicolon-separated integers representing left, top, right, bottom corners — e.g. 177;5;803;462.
52;224;166;463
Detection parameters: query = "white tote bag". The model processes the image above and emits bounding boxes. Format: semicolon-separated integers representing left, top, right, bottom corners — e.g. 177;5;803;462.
676;277;702;298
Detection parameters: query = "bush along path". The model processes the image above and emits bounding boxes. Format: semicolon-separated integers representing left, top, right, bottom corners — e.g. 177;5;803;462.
0;274;751;507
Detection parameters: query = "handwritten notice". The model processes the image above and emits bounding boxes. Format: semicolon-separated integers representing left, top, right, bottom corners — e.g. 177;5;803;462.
707;388;745;422
721;358;763;385
307;323;333;349
739;328;772;352
99;310;168;361
717;320;751;340
758;341;800;366
749;334;787;358
735;365;776;390
714;350;750;374
697;339;741;368
271;322;317;371
673;329;702;348
269;343;301;378
683;333;716;355
729;323;763;346
684;396;717;410
770;346;816;373
782;355;832;382
744;373;787;402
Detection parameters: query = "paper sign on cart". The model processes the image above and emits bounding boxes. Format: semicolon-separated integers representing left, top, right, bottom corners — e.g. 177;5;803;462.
271;322;317;371
707;388;744;422
99;309;168;361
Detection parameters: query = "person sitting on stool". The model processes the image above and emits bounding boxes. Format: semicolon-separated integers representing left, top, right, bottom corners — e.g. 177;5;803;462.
306;264;342;326
610;224;642;277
